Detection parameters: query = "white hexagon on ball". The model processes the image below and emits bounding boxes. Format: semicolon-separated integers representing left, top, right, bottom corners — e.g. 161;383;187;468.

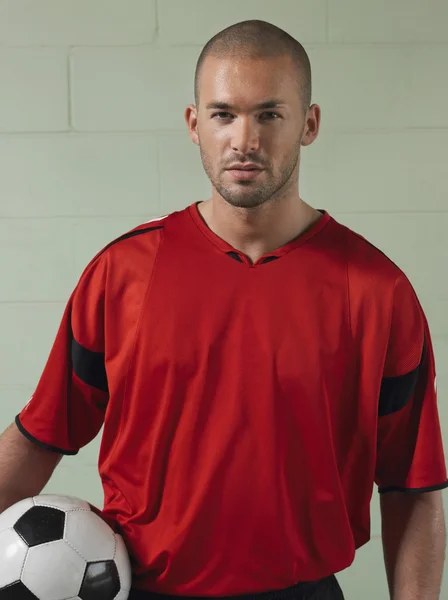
0;528;29;588
64;509;116;561
22;539;87;600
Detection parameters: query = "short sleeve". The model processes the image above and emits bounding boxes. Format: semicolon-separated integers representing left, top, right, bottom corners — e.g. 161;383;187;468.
15;254;109;455
375;274;448;493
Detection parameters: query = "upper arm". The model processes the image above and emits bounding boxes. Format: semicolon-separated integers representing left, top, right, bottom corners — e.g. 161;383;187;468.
380;488;445;515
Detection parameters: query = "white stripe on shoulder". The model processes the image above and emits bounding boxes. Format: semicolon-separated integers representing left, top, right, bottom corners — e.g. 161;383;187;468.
144;215;169;224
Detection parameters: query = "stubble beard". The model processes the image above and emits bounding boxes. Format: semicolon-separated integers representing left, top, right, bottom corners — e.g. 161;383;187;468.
199;140;302;210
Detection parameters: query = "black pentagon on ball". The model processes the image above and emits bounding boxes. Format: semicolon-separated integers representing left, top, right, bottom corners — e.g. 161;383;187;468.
0;581;39;599
79;560;121;600
14;505;65;547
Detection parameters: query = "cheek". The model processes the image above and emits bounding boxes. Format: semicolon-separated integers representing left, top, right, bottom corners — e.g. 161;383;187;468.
270;133;300;157
201;124;222;145
200;143;222;171
204;134;226;160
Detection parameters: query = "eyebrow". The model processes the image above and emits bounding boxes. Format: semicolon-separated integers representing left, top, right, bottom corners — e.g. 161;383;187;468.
205;100;287;111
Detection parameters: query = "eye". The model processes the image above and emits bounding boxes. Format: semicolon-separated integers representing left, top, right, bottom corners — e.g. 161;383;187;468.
259;112;281;120
212;112;233;120
211;111;281;121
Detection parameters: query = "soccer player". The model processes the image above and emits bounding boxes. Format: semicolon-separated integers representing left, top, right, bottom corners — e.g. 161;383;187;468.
0;19;446;600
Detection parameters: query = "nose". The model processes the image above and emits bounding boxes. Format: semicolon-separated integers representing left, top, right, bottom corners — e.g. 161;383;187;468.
231;117;260;154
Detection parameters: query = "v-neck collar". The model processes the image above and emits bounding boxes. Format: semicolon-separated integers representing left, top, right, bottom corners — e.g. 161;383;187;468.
188;201;331;266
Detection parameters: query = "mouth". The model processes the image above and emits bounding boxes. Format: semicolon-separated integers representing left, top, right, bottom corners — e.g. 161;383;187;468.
226;168;264;181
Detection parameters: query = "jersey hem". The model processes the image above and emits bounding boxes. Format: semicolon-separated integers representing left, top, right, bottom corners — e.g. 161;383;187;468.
129;575;341;600
15;415;79;455
378;480;448;494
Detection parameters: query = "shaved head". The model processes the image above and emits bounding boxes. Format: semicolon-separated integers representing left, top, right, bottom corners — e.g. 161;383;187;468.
185;19;320;213
194;20;312;112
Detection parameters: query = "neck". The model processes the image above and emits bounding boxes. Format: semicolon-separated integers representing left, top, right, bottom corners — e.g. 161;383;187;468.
197;194;322;264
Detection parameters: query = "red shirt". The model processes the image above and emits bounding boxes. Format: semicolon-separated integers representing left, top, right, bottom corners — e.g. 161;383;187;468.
17;202;447;596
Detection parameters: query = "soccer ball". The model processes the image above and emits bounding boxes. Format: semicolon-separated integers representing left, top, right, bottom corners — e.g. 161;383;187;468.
0;494;131;600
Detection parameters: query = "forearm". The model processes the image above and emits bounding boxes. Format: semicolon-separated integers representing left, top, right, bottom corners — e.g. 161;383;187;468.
0;422;62;513
380;491;446;600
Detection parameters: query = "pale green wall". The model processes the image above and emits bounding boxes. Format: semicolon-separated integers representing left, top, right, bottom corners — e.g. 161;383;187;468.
0;2;447;598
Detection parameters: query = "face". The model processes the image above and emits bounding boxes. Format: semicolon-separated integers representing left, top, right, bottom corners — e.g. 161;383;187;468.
185;55;320;210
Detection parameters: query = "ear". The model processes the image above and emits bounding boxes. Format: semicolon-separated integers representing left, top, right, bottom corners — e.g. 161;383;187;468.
185;104;200;146
301;103;321;148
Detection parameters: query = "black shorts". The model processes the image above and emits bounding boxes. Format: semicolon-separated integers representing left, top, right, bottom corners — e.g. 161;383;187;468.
129;576;345;600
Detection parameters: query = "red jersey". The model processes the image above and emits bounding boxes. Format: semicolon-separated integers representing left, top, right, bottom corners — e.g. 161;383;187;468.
17;202;447;596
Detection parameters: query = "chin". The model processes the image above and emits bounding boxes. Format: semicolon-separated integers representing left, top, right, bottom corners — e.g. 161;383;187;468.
221;195;269;209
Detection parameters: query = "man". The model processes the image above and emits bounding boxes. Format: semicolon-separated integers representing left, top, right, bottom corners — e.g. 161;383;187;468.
0;19;446;600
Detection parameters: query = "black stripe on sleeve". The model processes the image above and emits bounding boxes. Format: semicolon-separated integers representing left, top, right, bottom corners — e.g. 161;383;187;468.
378;480;448;494
15;415;78;455
378;337;426;417
71;338;108;393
